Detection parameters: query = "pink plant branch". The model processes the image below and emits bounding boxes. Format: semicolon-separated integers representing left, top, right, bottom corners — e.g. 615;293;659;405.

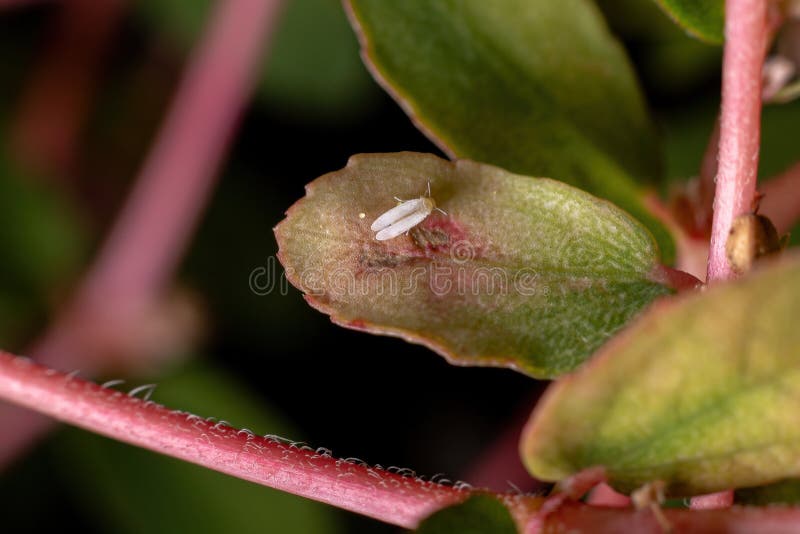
0;0;285;468
464;392;547;494
0;351;467;528
586;484;631;508
544;501;800;533
760;160;800;234
6;351;800;530
61;0;283;340
693;0;769;510
11;0;126;176
706;0;768;282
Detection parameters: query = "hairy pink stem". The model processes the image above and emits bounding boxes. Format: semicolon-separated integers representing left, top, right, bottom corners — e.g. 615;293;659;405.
8;352;800;530
694;0;768;509
760;160;800;234
706;0;768;282
0;0;284;468
0;351;466;528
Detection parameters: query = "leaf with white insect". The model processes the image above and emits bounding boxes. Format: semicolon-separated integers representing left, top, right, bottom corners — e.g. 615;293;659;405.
275;153;686;378
346;0;676;263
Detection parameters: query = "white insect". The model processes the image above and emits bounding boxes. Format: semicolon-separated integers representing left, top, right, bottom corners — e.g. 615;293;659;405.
370;182;446;241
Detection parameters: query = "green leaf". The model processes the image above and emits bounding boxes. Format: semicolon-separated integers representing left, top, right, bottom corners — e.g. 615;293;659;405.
276;152;673;378
522;255;800;495
416;495;519;533
651;0;724;44
0;154;86;344
736;479;800;506
53;362;341;534
346;0;675;263
662;99;800;188
597;0;722;96
137;0;376;119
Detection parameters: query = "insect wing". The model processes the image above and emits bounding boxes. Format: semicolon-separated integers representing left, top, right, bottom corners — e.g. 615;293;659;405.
370;198;426;232
375;208;432;241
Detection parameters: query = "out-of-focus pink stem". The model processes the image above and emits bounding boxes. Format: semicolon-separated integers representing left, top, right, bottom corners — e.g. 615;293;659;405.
760;160;800;234
706;0;768;282
466;421;537;493
0;351;467;528
11;0;125;175
0;0;284;468
57;0;282;351
587;484;631;508
466;392;547;494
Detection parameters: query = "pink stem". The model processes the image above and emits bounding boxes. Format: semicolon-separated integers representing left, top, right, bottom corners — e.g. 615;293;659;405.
0;0;284;467
465;391;548;493
7;351;800;530
706;0;768;282
647;264;702;291
545;501;800;533
11;0;125;176
759;160;800;234
68;0;283;332
586;484;631;508
695;0;769;509
0;351;466;528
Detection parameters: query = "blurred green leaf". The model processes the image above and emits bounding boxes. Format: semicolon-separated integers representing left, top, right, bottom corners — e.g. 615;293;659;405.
346;0;675;263
662;99;800;182
54;362;341;534
136;0;376;119
0;154;85;344
416;495;518;534
276;153;673;378
598;1;722;96
522;255;800;495
736;479;800;505
651;0;724;44
659;100;717;184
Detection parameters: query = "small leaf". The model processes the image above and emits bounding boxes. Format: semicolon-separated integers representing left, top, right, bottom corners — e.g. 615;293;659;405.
416;495;519;534
276;153;673;378
522;255;800;495
346;0;675;262
651;0;724;44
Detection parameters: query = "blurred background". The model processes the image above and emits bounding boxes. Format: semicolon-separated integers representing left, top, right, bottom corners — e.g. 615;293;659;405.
0;0;797;532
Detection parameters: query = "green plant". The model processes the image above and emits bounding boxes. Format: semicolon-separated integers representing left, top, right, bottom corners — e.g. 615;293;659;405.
3;0;800;532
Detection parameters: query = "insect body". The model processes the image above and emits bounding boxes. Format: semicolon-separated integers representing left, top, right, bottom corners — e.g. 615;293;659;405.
371;197;435;241
370;183;445;241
